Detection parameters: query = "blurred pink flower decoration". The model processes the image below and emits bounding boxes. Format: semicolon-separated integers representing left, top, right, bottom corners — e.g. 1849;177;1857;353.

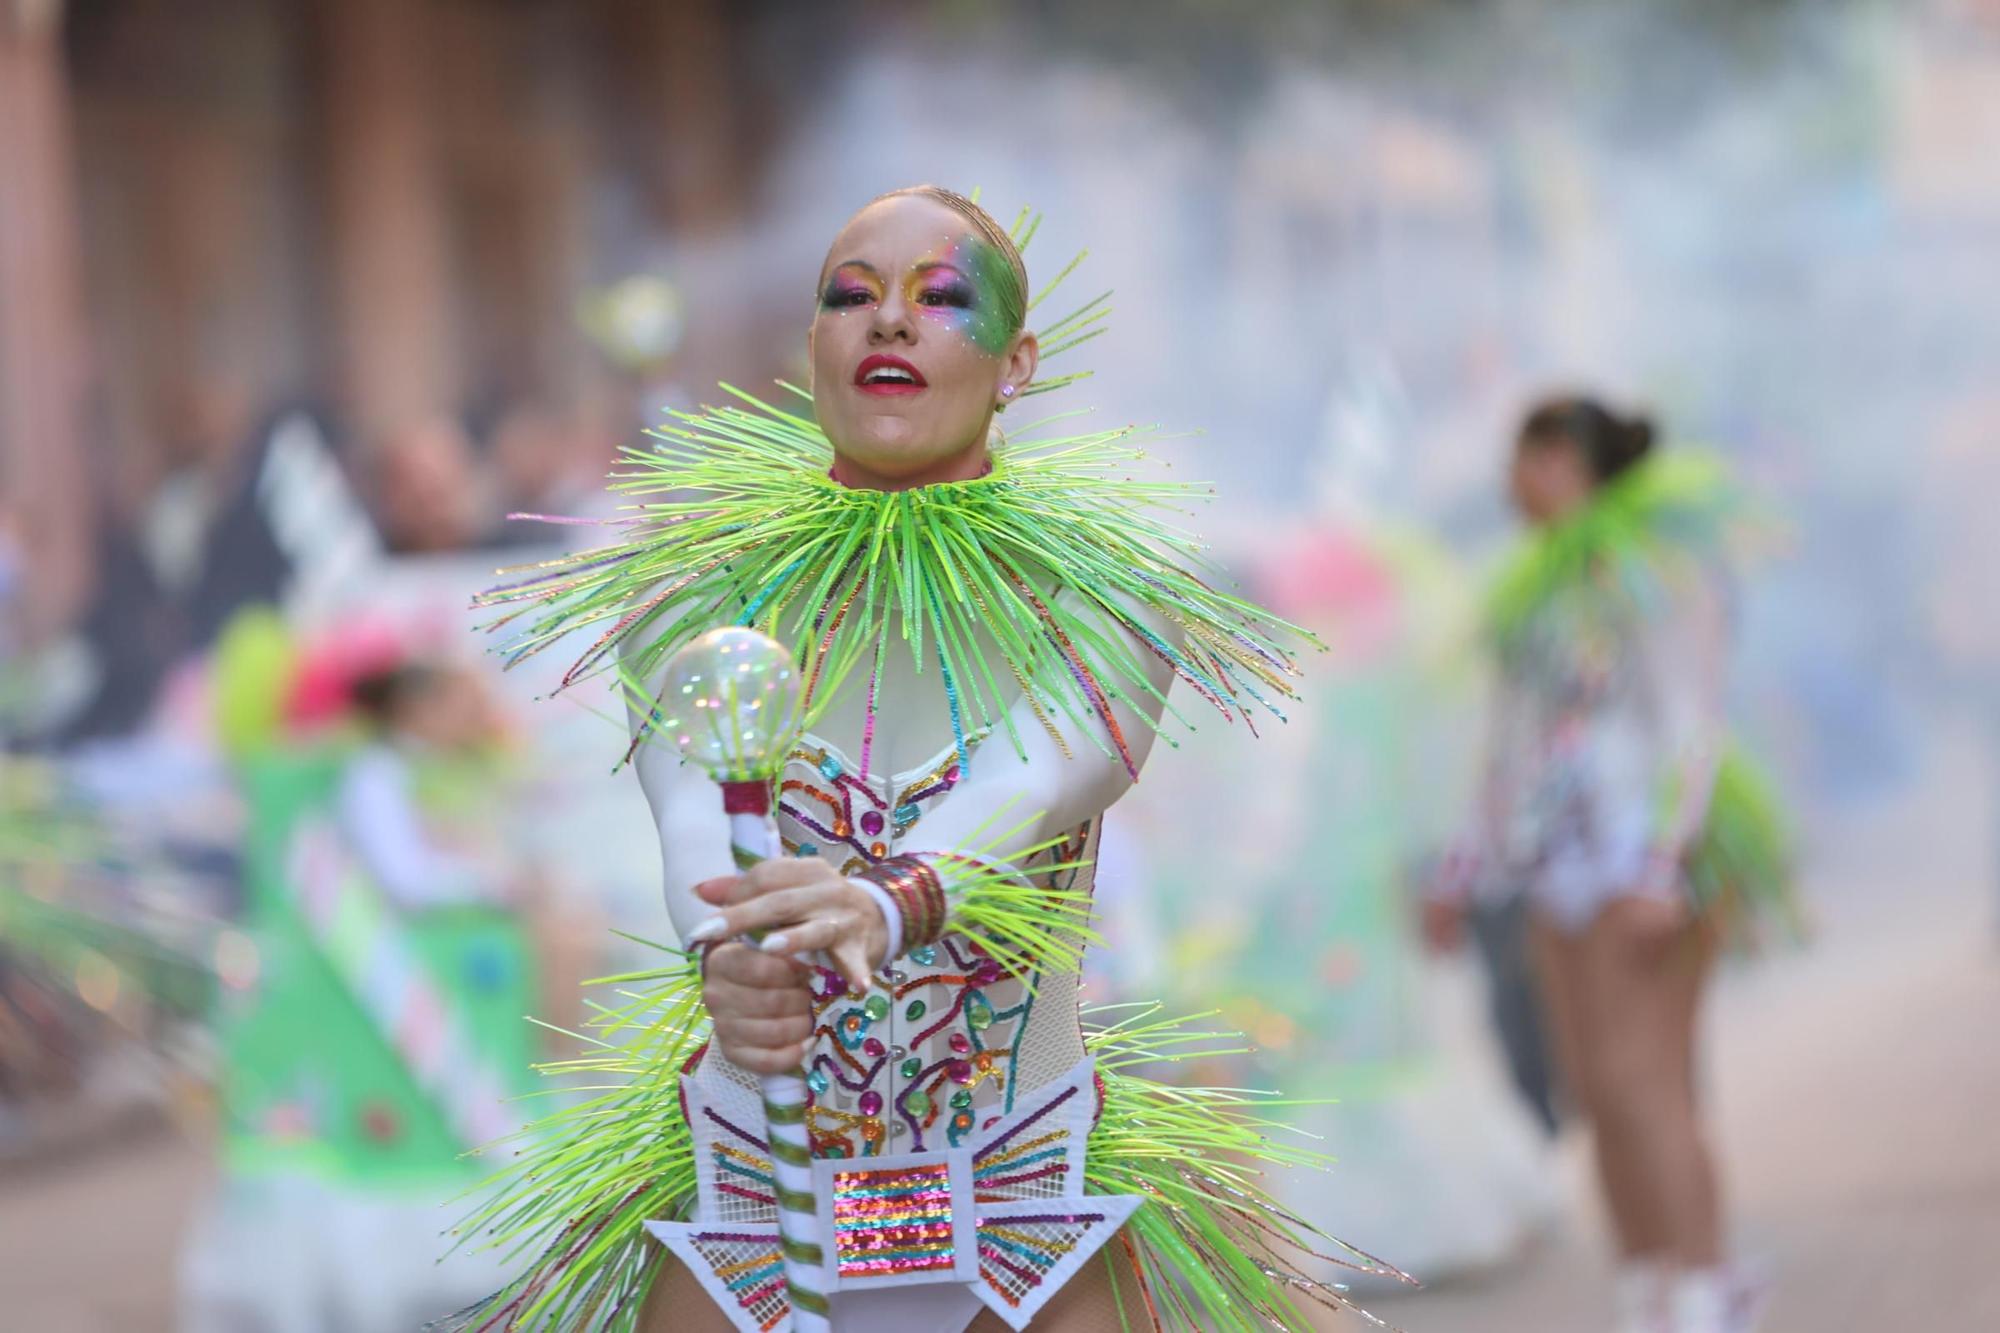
1256;526;1401;663
284;619;407;731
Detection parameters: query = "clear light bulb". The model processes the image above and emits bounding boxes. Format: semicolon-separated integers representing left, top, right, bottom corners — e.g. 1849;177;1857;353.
653;627;803;781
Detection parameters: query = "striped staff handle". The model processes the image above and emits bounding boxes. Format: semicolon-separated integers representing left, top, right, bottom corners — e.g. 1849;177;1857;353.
650;625;831;1330
722;783;832;1333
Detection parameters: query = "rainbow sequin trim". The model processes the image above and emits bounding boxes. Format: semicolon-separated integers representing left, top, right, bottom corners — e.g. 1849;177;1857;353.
832;1161;957;1280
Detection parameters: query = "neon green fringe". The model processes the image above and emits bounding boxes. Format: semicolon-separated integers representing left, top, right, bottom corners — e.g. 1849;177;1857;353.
1688;744;1803;946
1487;449;1756;656
474;386;1316;781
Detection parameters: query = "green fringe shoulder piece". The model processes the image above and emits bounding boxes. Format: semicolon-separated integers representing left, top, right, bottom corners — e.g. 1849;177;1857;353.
474;384;1316;781
1486;448;1753;656
437;951;1408;1333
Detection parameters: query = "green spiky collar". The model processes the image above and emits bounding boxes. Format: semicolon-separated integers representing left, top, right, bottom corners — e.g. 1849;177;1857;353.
1486;449;1751;655
477;382;1314;780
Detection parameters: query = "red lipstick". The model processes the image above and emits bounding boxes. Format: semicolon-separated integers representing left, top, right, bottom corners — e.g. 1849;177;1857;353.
853;353;927;396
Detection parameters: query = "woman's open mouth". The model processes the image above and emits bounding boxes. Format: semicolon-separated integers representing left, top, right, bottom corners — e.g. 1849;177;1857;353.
854;354;927;396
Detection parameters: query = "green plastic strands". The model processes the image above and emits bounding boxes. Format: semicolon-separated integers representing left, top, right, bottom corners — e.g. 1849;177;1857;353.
1486;449;1757;656
477;385;1315;781
0;763;215;1020
1687;744;1802;949
477;208;1312;779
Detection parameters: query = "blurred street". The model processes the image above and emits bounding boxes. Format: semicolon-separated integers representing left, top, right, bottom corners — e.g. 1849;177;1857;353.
4;739;1994;1332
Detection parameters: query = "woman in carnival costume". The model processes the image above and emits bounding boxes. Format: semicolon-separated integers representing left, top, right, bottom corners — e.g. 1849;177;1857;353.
447;186;1404;1332
1439;397;1794;1333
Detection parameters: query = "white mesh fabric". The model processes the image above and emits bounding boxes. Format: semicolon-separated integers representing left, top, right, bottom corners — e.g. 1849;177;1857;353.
1005;821;1099;1099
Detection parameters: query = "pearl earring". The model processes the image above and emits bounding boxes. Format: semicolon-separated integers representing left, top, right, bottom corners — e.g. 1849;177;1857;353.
1001;385;1016;399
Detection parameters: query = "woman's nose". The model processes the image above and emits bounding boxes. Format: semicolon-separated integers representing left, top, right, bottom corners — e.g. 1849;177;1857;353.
869;289;915;343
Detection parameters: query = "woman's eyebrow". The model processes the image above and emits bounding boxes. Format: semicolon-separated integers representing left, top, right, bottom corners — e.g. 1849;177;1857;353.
827;259;880;279
911;261;967;278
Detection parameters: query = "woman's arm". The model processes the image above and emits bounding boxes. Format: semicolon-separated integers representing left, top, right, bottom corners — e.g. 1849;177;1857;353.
623;631;826;1075
628;698;741;945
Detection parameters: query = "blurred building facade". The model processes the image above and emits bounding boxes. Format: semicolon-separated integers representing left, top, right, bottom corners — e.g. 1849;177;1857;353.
1;0;834;654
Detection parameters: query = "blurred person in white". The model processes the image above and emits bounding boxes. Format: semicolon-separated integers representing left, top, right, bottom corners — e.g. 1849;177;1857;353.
1436;397;1792;1333
338;659;516;908
340;652;593;1033
329;633;596;1036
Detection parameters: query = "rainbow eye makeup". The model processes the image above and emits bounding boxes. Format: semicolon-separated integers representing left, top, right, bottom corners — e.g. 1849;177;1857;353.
820;264;880;310
909;238;1013;356
818;238;1017;356
914;276;976;310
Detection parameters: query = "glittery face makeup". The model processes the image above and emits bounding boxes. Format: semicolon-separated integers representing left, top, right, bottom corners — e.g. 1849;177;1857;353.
810;194;1035;490
907;237;1017;358
817;239;1016;359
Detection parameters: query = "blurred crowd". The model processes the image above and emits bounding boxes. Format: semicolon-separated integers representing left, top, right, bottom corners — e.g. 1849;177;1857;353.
4;384;622;748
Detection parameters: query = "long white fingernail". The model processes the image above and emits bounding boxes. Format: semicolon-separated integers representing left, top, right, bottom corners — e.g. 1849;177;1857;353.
686;916;728;944
760;933;790;954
